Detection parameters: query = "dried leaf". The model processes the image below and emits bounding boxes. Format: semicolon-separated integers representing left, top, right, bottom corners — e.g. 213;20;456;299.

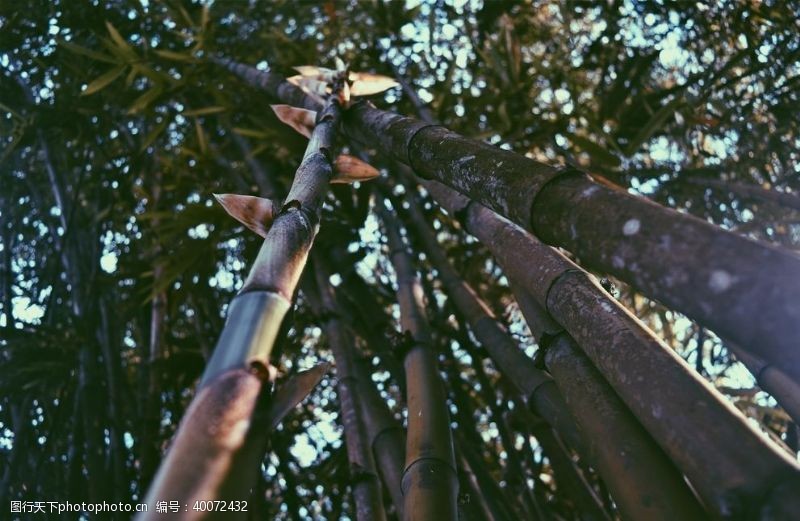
271;104;316;138
349;72;399;96
214;194;278;238
294;65;335;81
81;65;126;96
286;75;327;106
333;155;380;184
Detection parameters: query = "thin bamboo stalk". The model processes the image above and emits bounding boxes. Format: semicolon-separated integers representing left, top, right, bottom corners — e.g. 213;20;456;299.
213;57;800;385
378;203;459;521
398;187;582;453
305;258;386;521
352;357;406;516
423;180;800;518
139;94;343;517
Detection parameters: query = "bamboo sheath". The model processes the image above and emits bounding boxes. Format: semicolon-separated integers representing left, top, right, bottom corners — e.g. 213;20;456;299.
379;203;459;521
139;94;342;518
216;55;800;392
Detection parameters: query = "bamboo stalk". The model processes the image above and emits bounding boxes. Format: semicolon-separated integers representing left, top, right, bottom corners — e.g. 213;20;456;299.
398;187;583;453
139;93;343;517
352;357;406;516
213;57;800;385
544;334;706;520
724;340;800;425
378;203;459;521
305;257;386;521
422;180;800;518
523;422;610;521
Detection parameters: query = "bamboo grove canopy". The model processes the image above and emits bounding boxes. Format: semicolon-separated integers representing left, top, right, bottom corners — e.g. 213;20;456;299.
2;1;800;520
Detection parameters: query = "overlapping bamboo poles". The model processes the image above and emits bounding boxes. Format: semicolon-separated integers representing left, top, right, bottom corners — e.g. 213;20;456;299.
378;202;459;521
352;357;406;515
138;88;343;518
304;257;386;521
214;58;800;387
423;181;800;517
396;186;706;519
212;56;800;517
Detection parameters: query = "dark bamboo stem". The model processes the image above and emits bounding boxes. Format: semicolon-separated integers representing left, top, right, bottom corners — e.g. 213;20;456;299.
422;180;800;517
306;258;386;521
398;187;583;451
378;202;459;521
140;94;343;516
352;357;406;516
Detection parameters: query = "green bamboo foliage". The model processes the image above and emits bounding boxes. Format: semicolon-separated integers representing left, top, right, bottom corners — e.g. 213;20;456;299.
139;71;346;515
420;179;800;517
377;202;459;521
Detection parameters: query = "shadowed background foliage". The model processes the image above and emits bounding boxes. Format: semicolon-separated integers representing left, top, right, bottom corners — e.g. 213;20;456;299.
1;0;799;519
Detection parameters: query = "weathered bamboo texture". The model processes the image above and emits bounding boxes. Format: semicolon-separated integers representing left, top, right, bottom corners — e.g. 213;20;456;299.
305;258;386;521
139;96;342;518
399;187;705;520
423;181;800;519
378;203;459;521
398;188;582;450
216;56;800;390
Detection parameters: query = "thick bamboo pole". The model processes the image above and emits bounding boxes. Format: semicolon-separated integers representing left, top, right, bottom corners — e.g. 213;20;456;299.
305;258;386;521
398;188;582;451
139;95;343;518
400;189;707;518
378;203;459;521
213;57;800;385
424;181;800;518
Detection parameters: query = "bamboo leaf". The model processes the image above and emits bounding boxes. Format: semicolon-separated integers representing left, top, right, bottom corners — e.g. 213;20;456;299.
153;49;197;62
59;40;117;64
182;106;227;117
214;194;278;238
333;155;381;184
568;134;621;168
105;21;136;59
625;96;685;156
232;127;270;139
194;118;207;154
349;72;399;96
270;104;316;138
127;85;164;114
140;119;169;152
81;65;126;96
